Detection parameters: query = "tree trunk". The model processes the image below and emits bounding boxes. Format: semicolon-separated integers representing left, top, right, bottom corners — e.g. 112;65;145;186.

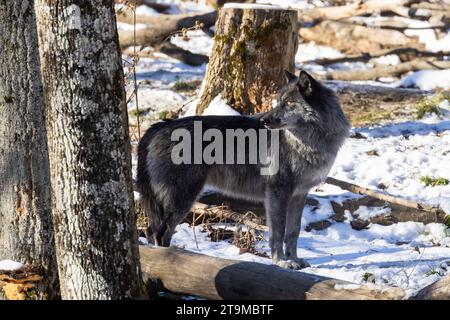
140;246;405;300
34;1;142;299
196;6;298;115
0;0;58;299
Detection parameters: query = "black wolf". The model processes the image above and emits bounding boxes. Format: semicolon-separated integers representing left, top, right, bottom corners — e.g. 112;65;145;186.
137;70;350;269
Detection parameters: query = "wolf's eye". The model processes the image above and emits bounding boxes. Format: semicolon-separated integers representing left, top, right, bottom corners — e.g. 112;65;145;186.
286;101;296;108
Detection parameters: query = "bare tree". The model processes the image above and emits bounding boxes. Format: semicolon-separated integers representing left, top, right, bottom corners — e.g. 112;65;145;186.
34;1;142;299
0;0;58;298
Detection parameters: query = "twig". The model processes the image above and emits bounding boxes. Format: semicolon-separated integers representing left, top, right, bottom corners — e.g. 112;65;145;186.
192;203;268;232
132;5;141;139
191;211;199;249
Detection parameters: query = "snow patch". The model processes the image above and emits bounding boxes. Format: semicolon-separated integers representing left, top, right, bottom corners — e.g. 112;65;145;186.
398;69;450;90
296;42;343;63
354;206;392;220
170;30;214;56
0;260;24;271
136;5;160;16
371;54;401;66
202;95;241;116
181;99;199;117
116;22;147;31
405;27;450;52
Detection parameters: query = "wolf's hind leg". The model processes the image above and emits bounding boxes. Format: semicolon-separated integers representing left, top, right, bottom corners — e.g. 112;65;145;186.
146;169;206;247
159;209;191;247
283;193;310;269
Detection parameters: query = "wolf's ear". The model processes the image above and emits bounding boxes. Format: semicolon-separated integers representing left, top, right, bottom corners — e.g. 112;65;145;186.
298;70;313;96
284;69;297;83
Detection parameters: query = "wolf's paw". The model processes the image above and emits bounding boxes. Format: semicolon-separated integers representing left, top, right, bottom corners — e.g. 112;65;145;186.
276;258;310;270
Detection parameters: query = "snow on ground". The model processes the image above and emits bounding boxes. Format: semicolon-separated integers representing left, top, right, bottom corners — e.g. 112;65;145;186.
332;118;450;213
398;69;450;90
0;260;24;271
123;0;450;296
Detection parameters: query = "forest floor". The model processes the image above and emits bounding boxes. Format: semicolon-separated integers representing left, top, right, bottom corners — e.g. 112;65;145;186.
120;0;450;297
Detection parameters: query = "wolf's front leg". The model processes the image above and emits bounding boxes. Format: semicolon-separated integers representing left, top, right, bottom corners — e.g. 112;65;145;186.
283;194;310;270
265;186;289;265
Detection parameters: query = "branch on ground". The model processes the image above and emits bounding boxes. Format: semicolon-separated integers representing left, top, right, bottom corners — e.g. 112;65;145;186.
116;11;217;48
299;20;424;54
320;59;450;81
157;42;209;66
304;48;450;66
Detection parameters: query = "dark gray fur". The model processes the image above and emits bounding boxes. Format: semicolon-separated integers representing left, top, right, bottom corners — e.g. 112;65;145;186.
137;70;350;269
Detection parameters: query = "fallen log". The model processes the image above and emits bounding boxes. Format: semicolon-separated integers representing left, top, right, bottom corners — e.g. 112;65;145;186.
298;0;412;23
344;17;448;31
298;0;449;23
331;196;447;226
413;274;450;300
325;177;445;217
116;8;217;27
305;48;450;66
299;20;423;54
117;11;217;48
157;42;209;66
411;1;450;11
323;59;450;81
139;246;405;300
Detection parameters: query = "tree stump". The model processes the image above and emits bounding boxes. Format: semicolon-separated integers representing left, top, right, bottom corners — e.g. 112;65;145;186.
196;4;298;115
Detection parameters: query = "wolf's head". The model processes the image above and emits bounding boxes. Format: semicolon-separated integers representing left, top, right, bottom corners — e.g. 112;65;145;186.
260;70;349;137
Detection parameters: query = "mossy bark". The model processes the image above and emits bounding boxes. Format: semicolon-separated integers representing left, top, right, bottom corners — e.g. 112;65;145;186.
196;7;298;115
34;1;142;299
0;0;59;299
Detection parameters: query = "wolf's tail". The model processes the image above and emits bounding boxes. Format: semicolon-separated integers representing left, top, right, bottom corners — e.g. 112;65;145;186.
136;125;169;245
